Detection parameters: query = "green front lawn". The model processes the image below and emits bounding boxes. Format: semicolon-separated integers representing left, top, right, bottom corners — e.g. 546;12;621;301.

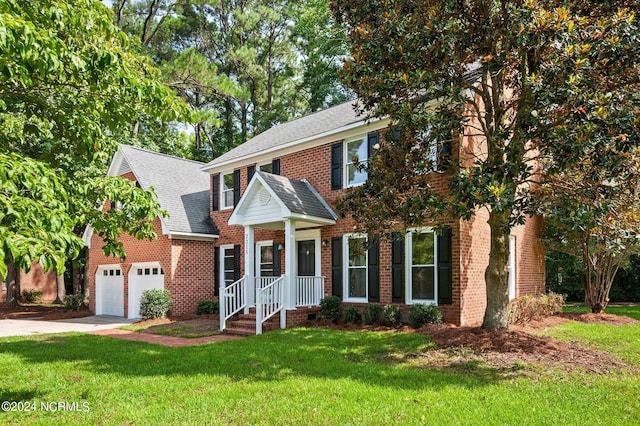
563;304;640;320
1;310;639;425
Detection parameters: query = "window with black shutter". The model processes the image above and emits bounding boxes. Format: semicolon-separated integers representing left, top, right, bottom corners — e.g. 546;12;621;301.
391;232;405;303
232;169;240;207
367;239;380;302
271;159;280;175
331;142;342;190
437;228;453;305
212;175;220;211
331;237;342;297
247;165;255;182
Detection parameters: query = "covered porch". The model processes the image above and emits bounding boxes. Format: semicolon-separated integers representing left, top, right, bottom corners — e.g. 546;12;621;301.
220;171;338;334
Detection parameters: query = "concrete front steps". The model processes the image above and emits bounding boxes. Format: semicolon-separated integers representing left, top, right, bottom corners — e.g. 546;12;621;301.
224;309;280;336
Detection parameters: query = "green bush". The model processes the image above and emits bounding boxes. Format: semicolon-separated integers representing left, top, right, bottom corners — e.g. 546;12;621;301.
21;289;43;303
63;294;85;312
318;296;341;322
408;304;443;328
196;300;219;315
363;303;382;325
509;292;564;325
382;304;402;326
343;305;360;323
140;289;172;319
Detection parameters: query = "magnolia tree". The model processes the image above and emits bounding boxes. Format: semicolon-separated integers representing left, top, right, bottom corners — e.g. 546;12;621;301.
0;0;187;303
542;149;640;313
331;1;640;328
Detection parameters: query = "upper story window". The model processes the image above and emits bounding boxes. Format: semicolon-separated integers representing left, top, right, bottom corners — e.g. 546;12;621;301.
345;137;368;187
259;163;273;174
221;172;235;209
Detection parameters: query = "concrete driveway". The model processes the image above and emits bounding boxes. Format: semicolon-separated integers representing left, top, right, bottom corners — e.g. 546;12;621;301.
0;315;137;337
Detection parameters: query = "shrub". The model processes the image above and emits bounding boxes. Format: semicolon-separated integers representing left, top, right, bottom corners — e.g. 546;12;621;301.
363;303;382;325
140;289;172;319
21;289;43;303
318;296;341;322
343;305;360;323
382;304;402;326
509;292;564;325
409;304;443;328
63;294;85;312
196;300;219;315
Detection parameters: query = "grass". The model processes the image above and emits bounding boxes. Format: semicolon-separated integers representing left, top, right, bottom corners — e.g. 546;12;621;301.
119;321;221;338
563;304;640;320
0;309;639;425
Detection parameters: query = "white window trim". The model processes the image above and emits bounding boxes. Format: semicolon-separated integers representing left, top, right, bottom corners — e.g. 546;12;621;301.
221;172;234;210
343;233;368;303
220;244;235;288
344;136;368;188
405;227;438;305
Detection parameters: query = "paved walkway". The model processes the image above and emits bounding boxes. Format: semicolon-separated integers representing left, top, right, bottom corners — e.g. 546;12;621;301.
90;328;242;346
0;315;136;337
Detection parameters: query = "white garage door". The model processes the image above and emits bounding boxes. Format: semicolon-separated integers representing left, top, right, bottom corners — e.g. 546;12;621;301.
96;266;124;317
128;262;165;319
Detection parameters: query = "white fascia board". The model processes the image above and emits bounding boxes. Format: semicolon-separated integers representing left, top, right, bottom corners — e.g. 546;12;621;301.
168;231;219;241
82;226;94;248
201;118;391;173
289;213;336;225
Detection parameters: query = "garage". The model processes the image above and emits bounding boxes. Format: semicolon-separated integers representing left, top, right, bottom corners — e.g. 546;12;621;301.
95;266;124;317
128;262;165;319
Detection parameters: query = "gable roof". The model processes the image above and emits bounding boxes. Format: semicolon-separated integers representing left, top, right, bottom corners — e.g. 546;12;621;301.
202;100;365;170
112;145;217;237
229;171;337;228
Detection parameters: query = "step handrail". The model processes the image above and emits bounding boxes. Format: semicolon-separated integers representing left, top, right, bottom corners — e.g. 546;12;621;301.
220;275;247;332
255;275;285;335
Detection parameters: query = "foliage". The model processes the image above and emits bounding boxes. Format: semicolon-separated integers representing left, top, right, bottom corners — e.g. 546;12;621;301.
342;305;360;324
0;0;188;284
362;303;382;325
139;289;172;319
63;294;86;312
196;300;219;315
331;1;640;329
546;250;585;302
382;304;402;326
21;289;43;303
317;296;341;322
508;293;564;325
408;304;443;328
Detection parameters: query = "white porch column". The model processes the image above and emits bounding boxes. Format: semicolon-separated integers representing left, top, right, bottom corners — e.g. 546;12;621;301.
284;218;296;311
244;225;255;313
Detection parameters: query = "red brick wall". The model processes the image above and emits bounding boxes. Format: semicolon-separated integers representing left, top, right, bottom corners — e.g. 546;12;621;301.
209;129;546;326
0;263;57;304
87;171;215;317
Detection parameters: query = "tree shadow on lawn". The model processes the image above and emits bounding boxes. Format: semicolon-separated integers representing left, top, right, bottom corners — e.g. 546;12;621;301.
0;328;526;391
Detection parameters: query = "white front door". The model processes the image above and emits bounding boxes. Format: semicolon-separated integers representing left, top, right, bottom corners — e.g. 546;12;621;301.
255;241;274;278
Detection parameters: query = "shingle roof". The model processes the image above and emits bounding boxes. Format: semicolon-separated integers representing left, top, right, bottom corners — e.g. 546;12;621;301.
203;100;363;169
258;172;338;221
118;145;217;236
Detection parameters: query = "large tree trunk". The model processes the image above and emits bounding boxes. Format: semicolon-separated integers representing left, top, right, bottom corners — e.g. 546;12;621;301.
72;259;83;296
54;273;66;304
482;210;511;329
5;258;18;306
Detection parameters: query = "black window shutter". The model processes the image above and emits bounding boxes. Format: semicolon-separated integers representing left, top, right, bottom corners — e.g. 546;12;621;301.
212;175;220;211
391;232;405;303
247;165;255;182
367;239;380;302
437;228;453;305
331;142;342;190
233;244;241;281
214;246;220;296
273;242;281;276
331;237;343;297
367;131;379;158
232;169;241;207
271;159;280;175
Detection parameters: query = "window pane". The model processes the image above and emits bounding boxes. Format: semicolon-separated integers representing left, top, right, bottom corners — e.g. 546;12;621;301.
223;173;234;190
348;269;367;298
347;163;368;186
412;266;435;300
223;191;234;207
260;246;274;276
347;138;367;163
259;163;273;173
412;232;435;265
348;237;367;266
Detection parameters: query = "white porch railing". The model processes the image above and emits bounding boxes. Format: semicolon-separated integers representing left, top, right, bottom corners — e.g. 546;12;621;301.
256;275;285;335
295;276;324;307
220;276;247;332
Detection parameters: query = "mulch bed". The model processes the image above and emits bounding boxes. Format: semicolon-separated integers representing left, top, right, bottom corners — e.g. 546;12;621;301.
0;303;92;320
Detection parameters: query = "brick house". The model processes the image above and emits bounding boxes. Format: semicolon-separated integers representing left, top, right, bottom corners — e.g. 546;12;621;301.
202;100;545;330
1;263;58;304
85;145;218;318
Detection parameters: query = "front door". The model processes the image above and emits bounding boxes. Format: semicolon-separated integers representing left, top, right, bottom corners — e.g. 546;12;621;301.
297;240;315;276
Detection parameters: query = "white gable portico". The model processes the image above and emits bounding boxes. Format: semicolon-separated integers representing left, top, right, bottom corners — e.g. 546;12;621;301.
222;172;337;334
